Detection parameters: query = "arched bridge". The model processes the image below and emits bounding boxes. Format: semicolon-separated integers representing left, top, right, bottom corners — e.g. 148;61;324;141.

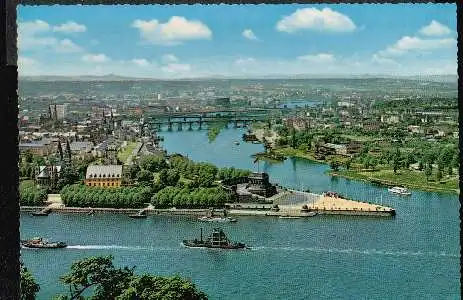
143;111;269;131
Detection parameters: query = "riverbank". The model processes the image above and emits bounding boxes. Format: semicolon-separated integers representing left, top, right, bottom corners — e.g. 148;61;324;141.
329;169;459;194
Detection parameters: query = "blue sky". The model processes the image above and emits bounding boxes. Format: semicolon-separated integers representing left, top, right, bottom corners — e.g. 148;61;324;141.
18;4;457;78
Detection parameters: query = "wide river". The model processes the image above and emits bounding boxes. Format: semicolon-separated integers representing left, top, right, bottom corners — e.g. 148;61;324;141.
21;128;460;299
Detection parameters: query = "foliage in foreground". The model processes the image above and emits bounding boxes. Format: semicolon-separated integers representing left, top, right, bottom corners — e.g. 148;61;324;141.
54;255;208;300
19;180;47;206
20;262;40;300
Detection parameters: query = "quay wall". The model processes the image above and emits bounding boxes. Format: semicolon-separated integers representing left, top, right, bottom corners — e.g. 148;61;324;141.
20;206;223;216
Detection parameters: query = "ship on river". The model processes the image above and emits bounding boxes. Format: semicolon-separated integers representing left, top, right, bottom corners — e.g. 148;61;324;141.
21;237;67;249
183;228;247;249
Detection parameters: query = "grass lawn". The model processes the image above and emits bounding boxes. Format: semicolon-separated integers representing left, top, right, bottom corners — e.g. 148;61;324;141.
332;168;459;194
274;147;324;163
340;135;381;142
117;142;138;164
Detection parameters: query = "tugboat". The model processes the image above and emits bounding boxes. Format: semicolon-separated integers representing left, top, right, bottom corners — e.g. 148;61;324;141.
21;237;67;249
183;228;247;249
197;216;237;223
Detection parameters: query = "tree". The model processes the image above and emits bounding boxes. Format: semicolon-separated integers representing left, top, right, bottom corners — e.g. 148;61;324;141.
127;164;141;180
20;262;40;300
425;164;432;181
329;159;340;172
117;275;208;300
136;170;153;185
57;255;134;300
139;155;167;173
436;169;443;181
56;256;208;300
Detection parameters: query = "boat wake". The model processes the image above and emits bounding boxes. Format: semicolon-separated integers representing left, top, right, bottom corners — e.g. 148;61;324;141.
66;245;177;251
248;246;458;258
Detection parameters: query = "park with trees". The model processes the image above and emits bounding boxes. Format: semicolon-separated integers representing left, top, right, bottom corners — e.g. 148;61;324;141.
59;153;249;209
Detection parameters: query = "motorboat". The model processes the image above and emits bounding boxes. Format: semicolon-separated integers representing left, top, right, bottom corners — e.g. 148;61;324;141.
21;237;67;249
388;186;411;195
197;216;237;223
183;228;247;249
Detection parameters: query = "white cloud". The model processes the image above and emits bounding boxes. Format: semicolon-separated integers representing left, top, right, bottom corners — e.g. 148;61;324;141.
18;56;37;67
161;63;191;73
297;53;335;63
162;54;179;63
19;20;51;35
18;20;85;53
52;21;87;33
81;53;110;63
371;54;400;66
242;29;259;40
235;57;256;65
378;36;456;57
132;16;212;45
54;39;83;53
276;7;356;33
419;20;451;37
132;58;151;67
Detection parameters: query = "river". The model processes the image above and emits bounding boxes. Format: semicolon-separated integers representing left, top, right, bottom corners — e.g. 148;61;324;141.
20;128;460;299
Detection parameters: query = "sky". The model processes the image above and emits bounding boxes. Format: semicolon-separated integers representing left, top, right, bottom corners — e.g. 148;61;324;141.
18;4;457;78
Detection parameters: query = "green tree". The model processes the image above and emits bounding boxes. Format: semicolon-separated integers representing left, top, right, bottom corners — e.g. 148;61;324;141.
127;164;141;181
20;262;40;300
329;159;340;172
425;164;432;181
436;169;443;181
117;274;208;300
136;170;154;185
140;155;167;173
57;255;135;300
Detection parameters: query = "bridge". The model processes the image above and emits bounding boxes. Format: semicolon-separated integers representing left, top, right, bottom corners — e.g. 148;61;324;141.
143;111;269;132
145;115;268;131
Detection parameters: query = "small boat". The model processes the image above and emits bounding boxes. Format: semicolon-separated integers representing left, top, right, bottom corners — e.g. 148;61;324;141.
183;228;247;249
21;237;67;249
197;216;237;223
388;186;411;195
234;141;240;145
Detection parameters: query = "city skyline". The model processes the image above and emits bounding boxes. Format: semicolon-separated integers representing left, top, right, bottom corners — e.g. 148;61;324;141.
18;4;457;78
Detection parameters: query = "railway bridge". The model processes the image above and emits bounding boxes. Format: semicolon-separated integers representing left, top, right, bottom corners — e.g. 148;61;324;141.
143;111;269;132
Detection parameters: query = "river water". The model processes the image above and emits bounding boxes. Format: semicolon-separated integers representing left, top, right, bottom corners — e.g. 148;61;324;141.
20;128;460;299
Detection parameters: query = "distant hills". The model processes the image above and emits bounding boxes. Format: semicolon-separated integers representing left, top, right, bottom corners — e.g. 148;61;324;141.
19;73;457;83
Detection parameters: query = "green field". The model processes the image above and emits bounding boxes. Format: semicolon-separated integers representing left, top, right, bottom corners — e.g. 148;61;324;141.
117;142;138;164
331;169;459;194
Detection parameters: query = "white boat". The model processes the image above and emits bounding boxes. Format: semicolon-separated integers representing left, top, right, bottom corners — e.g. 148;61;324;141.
388;186;411;195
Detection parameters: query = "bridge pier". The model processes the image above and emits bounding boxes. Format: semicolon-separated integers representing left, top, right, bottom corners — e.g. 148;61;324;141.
168;122;173;131
198;121;202;130
188;122;193;130
178;122;183;131
233;119;238;128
